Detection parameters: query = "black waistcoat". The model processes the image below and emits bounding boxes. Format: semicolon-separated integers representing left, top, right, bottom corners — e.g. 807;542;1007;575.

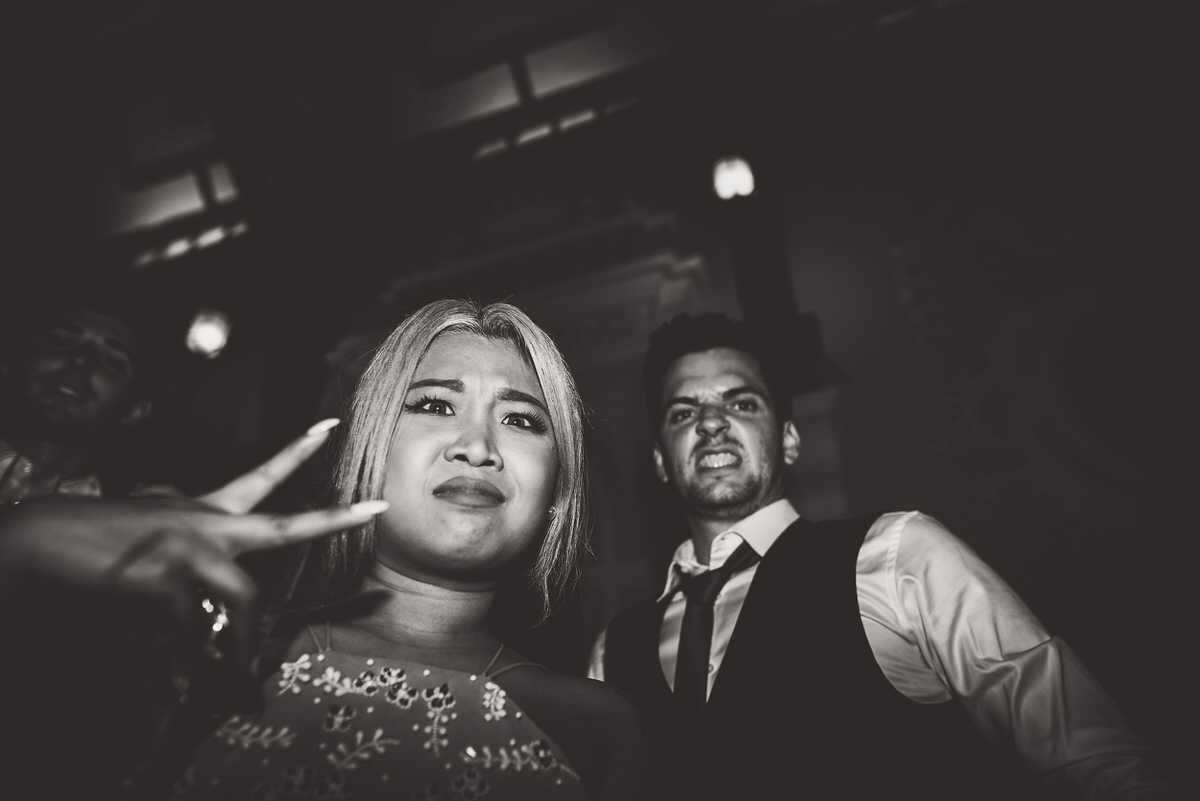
604;514;1007;799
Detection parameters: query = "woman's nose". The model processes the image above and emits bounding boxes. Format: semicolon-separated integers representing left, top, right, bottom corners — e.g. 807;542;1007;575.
444;419;503;470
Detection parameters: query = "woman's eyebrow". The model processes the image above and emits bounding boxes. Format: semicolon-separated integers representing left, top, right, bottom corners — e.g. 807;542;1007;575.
498;387;549;415
408;378;464;392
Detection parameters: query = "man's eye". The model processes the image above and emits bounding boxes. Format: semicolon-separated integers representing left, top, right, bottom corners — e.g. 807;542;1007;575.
38;331;74;350
667;408;694;424
731;398;759;412
99;351;133;378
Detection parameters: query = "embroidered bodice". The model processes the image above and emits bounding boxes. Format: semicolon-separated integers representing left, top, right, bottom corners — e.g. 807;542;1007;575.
171;628;586;800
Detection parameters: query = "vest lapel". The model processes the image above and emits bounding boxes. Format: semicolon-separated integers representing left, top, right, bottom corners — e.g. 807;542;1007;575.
705;517;810;709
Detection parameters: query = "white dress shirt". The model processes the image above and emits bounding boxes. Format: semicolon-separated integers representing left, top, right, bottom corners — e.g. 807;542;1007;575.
588;500;1170;798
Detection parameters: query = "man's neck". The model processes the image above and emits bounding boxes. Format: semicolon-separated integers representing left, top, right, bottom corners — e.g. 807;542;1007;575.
684;491;788;565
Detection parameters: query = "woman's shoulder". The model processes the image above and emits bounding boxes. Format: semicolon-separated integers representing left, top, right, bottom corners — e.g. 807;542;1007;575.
493;663;644;799
501;664;639;729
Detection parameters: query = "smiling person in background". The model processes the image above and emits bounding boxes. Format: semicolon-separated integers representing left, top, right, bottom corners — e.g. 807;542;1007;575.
173;299;643;801
0;300;153;502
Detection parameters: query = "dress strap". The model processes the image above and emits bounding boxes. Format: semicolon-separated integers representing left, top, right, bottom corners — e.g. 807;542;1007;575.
483;643;544;679
303;622;325;653
481;643;507;677
487;661;544;680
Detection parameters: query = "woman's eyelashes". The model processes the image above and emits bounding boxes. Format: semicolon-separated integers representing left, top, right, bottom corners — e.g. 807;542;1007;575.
405;395;453;416
502;411;548;434
403;395;548;434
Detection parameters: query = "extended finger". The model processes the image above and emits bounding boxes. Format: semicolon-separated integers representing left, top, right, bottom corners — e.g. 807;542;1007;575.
222;500;390;554
199;419;340;514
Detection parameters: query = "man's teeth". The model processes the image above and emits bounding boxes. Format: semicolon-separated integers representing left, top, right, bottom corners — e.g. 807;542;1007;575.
699;453;739;468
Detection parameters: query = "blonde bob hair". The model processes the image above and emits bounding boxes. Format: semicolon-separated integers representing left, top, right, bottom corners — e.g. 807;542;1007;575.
323;299;587;622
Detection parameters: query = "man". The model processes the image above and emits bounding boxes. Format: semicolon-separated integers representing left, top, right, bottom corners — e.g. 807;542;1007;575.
590;313;1176;798
0;304;153;502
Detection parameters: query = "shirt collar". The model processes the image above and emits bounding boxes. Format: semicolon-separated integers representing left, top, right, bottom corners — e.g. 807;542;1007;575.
657;498;800;601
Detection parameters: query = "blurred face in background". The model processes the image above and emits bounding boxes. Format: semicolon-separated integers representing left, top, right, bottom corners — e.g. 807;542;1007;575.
375;331;560;589
3;311;149;443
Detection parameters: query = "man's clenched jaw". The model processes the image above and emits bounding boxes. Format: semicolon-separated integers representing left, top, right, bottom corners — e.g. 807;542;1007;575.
653;348;799;523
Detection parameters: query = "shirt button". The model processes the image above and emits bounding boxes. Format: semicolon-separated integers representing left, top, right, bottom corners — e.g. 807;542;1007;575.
707;663;714;673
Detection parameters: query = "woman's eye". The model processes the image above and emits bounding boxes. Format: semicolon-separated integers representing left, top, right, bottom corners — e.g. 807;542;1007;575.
411;399;453;415
502;412;547;434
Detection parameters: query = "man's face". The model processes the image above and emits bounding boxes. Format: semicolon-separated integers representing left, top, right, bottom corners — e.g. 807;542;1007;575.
653;348;799;522
6;311;147;441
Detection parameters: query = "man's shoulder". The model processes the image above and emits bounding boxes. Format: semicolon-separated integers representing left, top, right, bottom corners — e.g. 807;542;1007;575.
804;510;961;551
868;510;967;553
606;593;662;629
773;510;887;551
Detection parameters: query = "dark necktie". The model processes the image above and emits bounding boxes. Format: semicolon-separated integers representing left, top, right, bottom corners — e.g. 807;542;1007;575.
673;540;761;712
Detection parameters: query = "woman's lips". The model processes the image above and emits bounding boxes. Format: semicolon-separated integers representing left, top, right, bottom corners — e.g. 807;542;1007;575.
432;477;505;508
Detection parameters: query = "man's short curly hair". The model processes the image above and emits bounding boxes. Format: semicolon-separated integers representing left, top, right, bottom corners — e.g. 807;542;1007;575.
642;313;795;432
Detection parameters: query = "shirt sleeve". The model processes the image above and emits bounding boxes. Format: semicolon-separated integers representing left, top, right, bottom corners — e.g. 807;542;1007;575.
859;511;1174;799
587;628;607;682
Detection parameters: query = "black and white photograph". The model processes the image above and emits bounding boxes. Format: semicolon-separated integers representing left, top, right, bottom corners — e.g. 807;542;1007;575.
1;2;1194;798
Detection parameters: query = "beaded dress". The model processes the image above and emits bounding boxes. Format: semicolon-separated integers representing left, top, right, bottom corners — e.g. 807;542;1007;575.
171;623;587;800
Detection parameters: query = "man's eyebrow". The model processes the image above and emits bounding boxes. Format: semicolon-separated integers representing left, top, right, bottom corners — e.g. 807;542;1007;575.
498;387;549;415
408;378;464;392
721;385;769;402
100;337;136;358
663;386;769;408
45;322;136;358
663;395;699;409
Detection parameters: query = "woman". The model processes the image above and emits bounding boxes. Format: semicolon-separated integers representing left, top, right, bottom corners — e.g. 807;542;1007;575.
172;300;643;800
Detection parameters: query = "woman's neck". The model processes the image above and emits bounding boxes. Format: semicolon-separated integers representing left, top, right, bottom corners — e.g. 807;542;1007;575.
346;561;497;655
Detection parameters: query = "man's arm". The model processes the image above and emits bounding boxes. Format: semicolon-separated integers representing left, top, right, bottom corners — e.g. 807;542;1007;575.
858;511;1179;799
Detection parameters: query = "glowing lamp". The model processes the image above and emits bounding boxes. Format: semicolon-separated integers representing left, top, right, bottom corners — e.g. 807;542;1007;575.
186;309;232;358
713;156;755;199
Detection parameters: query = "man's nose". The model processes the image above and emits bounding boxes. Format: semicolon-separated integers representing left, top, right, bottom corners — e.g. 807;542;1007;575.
444;418;504;470
66;341;100;370
695;405;730;438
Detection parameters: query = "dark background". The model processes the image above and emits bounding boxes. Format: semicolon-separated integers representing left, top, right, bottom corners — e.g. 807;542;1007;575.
2;0;1195;776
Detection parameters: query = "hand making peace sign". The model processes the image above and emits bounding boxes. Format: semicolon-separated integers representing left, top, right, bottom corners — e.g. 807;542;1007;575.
0;419;387;661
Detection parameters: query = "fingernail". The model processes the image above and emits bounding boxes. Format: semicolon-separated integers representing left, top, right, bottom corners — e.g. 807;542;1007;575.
350;500;390;516
306;418;340;436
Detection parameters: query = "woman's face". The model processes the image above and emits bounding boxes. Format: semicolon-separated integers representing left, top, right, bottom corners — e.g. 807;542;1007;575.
375;331;559;587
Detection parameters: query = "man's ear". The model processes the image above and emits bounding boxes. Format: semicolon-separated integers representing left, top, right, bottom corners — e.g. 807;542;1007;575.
120;399;153;427
652;443;670;484
781;420;800;466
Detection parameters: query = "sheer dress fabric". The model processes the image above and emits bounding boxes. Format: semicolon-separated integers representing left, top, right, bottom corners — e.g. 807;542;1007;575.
173;627;585;801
